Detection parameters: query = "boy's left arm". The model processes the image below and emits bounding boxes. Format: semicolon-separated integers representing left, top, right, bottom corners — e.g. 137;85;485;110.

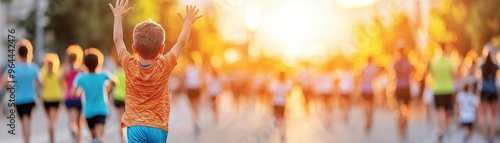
169;5;203;59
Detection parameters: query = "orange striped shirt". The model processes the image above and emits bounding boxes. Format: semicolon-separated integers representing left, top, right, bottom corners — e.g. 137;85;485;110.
119;48;177;132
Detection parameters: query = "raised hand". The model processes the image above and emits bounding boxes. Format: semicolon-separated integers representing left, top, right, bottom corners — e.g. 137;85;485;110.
178;5;203;24
109;0;133;17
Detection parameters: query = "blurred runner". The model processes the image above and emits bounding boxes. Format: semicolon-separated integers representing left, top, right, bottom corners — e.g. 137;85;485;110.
270;71;293;143
392;47;415;141
456;80;479;142
1;40;41;143
252;70;271;113
169;70;182;106
360;56;379;134
40;53;63;143
314;66;335;126
74;51;117;143
478;45;499;143
62;45;84;142
230;68;249;115
297;62;315;116
205;67;223;123
377;67;390;108
426;42;456;142
183;58;203;133
337;61;355;122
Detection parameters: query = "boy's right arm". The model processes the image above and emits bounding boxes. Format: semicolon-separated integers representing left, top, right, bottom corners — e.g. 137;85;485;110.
109;0;132;61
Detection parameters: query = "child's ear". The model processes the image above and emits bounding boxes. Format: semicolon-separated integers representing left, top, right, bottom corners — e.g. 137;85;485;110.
132;44;138;54
157;44;165;55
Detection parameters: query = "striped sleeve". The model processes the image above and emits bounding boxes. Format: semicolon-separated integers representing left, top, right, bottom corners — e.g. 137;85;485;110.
160;52;178;71
118;48;134;68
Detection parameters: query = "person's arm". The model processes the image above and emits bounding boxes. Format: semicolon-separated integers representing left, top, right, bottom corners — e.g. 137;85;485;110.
34;66;42;89
106;72;118;89
105;72;118;94
169;5;203;59
0;73;6;89
109;0;132;60
71;74;81;98
476;70;483;96
496;69;500;97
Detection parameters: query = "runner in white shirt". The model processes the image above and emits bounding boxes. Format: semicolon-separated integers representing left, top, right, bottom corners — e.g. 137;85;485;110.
456;83;479;142
314;69;335;125
230;69;249;114
183;59;203;133
270;71;293;142
337;62;355;122
252;71;271;112
205;68;223;123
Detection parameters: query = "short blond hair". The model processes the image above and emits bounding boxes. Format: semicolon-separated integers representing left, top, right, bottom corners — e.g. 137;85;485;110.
133;19;165;59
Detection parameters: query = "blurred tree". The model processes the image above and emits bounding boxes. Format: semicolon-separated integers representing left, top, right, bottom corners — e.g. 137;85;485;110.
386;12;417;55
436;0;499;55
17;0;222;63
353;15;385;57
19;0;115;56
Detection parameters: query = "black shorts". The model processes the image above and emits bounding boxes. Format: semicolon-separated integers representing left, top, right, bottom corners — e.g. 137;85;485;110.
340;93;350;100
361;92;374;102
302;88;313;96
86;115;106;129
480;91;498;102
273;105;285;119
114;100;125;108
434;94;453;111
187;89;200;100
418;80;425;99
43;101;60;109
461;122;473;129
319;93;332;101
395;87;411;105
16;103;36;118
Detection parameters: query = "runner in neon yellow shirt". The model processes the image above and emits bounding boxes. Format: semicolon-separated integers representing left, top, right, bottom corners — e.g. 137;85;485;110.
427;43;456;142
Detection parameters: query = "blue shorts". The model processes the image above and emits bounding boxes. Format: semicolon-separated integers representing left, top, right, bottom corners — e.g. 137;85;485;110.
65;98;82;110
127;126;168;143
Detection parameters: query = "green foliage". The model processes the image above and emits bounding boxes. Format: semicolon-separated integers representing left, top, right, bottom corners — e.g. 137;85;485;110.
1;0;12;3
440;0;499;55
18;0;115;55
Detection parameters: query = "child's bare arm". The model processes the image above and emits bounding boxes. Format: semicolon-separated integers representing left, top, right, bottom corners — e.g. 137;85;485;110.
170;5;203;59
109;0;132;56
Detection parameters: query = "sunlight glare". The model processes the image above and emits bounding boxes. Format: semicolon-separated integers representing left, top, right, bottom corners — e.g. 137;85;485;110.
224;48;241;64
335;0;381;8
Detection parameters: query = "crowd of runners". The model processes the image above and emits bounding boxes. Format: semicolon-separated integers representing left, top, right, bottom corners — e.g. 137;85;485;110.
164;40;500;143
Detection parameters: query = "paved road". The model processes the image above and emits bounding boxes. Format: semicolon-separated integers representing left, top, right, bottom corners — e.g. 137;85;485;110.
1;86;499;143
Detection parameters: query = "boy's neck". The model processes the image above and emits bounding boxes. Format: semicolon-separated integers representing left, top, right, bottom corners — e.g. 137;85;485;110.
139;58;153;65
